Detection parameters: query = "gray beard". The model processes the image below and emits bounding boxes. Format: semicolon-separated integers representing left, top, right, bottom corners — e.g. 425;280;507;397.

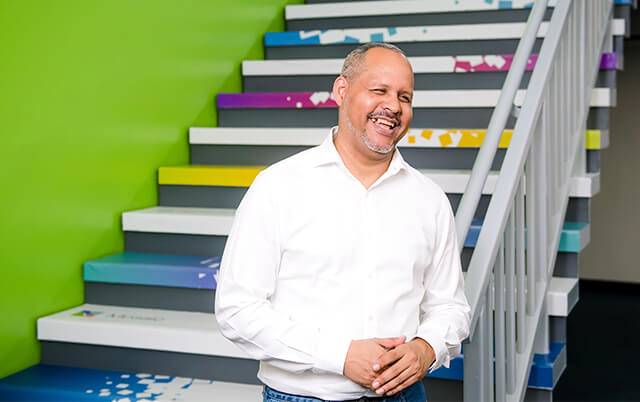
360;132;395;154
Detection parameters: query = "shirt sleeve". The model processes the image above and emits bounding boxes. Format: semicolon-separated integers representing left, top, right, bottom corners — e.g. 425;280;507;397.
414;195;471;371
214;170;352;376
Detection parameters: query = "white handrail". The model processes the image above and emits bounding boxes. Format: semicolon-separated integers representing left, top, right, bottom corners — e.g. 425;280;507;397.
459;1;614;400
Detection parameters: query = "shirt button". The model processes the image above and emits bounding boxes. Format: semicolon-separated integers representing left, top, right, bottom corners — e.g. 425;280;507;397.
368;315;374;321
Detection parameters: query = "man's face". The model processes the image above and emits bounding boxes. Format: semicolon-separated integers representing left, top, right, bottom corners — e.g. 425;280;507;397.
334;48;414;157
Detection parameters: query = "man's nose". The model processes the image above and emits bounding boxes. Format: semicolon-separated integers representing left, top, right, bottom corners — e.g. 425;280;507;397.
382;93;402;115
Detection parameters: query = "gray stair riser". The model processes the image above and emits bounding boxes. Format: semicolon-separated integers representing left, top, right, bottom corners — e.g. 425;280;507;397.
217;107;609;130
265;39;543;60
460;249;578;278
189;145;601;173
40;341;260;385
157;184;590;223
286;9;551;31
550;317;567;344
125;231;579;277
243;70;615;92
84;282;215;313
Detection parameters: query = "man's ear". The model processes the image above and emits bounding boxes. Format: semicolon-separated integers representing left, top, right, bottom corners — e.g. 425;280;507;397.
332;76;348;107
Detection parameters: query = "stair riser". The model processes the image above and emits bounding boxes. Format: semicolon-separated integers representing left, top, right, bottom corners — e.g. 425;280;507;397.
84;282;215;314
124;231;580;278
244;69;615;92
189;145;601;173
286;9;548;31
40;342;260;385
217;107;609;130
158;185;591;223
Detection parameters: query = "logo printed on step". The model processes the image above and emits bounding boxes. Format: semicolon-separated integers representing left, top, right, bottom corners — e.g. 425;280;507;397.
72;310;103;318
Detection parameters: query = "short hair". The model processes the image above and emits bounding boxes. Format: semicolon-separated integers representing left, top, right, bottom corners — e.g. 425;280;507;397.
340;42;407;81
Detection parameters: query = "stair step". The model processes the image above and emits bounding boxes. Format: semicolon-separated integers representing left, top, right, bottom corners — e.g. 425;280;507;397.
157;166;600;199
243;53;618;76
0;364;262;401
37;304;248;359
426;342;566;390
189;127;609;150
286;0;556;21
84;252;220;290
35;303;570;389
217;88;614;109
264;20;625;48
84;254;578;317
122;206;589;253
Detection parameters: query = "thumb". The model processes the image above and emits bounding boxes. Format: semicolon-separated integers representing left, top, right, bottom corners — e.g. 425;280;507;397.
376;335;406;349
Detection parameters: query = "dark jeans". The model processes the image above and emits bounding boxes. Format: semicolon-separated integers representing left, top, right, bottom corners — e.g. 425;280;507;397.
263;381;426;402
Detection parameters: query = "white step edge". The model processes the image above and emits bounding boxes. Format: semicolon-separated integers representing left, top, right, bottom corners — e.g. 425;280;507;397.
37;304;250;360
122;207;235;235
547;277;579;316
222;88;613;108
278;20;624;44
244;55;518;76
189;127;607;153
286;0;560;20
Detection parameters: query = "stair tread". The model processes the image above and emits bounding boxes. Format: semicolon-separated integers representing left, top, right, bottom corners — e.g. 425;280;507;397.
84;252;220;289
0;364;262;401
188;127;608;150
264;20;625;47
217;88;614;108
243;53;618;76
37;304;248;359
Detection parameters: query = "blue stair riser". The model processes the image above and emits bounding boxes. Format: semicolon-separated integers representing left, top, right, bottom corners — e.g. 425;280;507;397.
84;252;220;289
426;342;565;389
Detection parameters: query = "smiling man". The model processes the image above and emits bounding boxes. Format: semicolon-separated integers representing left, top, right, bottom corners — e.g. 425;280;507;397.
215;43;470;402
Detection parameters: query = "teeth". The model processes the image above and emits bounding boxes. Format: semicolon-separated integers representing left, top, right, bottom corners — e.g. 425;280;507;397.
372;118;395;128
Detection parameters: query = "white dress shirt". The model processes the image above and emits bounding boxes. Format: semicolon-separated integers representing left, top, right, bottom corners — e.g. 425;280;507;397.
215;128;471;400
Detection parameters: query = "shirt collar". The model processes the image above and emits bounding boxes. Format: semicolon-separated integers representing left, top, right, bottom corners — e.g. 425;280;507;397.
311;127;408;177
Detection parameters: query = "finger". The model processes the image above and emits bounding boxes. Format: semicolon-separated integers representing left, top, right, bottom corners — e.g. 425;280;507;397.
385;373;419;396
376;336;406;350
374;364;413;396
372;346;404;372
372;353;410;389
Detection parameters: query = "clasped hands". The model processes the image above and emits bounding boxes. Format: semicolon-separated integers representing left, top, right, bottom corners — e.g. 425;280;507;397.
343;336;435;397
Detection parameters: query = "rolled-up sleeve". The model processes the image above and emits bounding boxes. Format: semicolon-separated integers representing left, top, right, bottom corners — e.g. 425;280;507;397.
214;171;351;375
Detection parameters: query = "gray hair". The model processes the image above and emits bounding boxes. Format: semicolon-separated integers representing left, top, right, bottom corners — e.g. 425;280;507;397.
340;42;407;81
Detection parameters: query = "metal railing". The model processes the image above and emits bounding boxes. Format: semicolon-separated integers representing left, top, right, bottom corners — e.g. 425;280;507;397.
456;1;614;400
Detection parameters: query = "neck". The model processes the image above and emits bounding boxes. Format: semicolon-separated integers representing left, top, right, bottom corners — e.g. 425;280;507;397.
333;127;394;189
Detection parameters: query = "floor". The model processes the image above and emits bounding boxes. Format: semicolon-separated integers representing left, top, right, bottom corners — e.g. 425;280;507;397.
553;280;640;401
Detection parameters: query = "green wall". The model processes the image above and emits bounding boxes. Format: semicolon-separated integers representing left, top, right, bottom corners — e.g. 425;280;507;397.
0;0;301;378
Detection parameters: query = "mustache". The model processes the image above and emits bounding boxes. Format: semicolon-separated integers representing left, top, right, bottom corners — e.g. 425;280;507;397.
367;111;400;126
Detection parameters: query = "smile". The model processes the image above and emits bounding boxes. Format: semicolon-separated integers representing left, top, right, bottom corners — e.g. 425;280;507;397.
369;116;399;129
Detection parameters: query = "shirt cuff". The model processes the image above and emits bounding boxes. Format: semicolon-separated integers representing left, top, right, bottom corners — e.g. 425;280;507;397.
313;329;353;375
414;332;448;372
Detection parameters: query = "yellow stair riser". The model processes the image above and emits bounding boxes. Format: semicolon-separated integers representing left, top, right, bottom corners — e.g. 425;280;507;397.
159;166;265;187
404;129;603;150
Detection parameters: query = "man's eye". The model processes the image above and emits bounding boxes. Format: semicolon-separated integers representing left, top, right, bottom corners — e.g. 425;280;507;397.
372;88;385;94
401;96;412;103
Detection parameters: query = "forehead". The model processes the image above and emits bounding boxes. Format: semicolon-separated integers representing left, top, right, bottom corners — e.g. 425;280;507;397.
357;48;414;88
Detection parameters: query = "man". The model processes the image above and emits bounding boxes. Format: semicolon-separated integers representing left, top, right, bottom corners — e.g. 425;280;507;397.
215;42;470;401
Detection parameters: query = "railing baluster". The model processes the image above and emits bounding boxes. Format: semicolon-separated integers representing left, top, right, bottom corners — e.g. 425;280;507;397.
485;285;494;402
526;150;536;314
516;178;526;353
495;237;506;401
506;206;516;393
464;305;487;400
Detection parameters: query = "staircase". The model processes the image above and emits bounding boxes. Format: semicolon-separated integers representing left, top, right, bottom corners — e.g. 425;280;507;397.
0;0;632;401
